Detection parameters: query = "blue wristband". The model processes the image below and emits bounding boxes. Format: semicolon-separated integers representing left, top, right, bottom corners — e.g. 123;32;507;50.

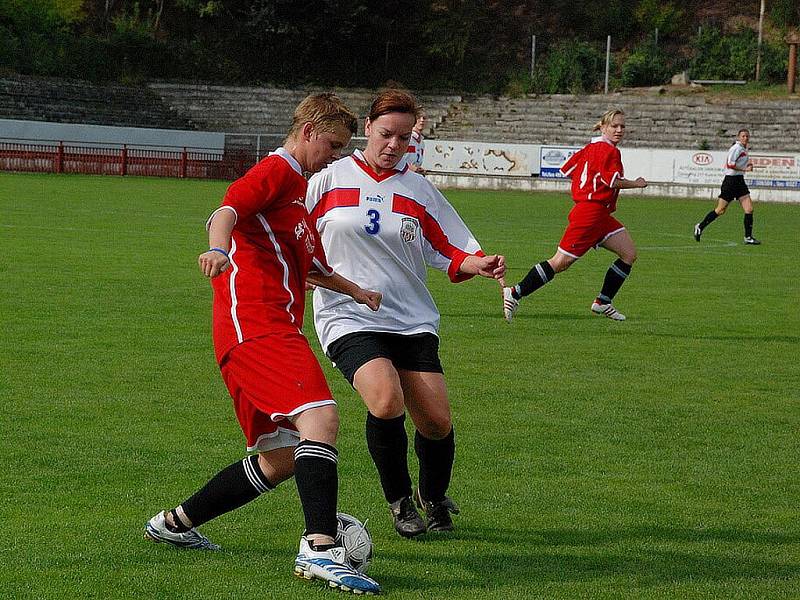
209;247;229;259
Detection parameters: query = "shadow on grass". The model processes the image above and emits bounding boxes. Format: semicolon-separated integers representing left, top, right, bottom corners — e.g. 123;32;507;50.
644;332;800;344
453;524;800;547
441;311;590;322
374;524;800;593
134;525;799;595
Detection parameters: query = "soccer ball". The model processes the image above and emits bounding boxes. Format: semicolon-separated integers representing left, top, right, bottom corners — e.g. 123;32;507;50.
336;512;373;574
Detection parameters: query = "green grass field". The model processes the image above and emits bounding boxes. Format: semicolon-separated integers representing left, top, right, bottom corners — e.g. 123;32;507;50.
2;172;798;599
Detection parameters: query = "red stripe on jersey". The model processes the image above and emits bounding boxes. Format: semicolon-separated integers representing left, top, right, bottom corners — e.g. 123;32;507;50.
392;194;469;279
311;188;360;219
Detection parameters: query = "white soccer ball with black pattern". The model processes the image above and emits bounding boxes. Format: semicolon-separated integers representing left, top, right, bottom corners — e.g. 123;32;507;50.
336;512;373;574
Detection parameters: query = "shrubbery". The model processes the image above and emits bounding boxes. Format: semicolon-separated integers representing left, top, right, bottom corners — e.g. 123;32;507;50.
620;42;673;87
533;41;607;94
690;26;787;83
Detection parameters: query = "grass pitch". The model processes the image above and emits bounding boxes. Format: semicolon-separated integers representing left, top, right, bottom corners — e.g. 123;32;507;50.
1;172;798;599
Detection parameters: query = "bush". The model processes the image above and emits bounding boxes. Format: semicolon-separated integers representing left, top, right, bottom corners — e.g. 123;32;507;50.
690;26;787;83
621;42;672;86
770;0;800;28
534;40;606;94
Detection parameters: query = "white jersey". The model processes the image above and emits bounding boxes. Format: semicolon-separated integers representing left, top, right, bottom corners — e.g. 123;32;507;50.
401;130;424;169
306;149;482;352
724;141;748;176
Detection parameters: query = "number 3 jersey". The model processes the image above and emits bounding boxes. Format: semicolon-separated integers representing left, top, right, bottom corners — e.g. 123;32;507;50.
306;149;484;353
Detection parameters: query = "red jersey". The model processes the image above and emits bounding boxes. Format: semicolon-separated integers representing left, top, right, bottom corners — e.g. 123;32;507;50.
560;137;623;211
210;148;333;363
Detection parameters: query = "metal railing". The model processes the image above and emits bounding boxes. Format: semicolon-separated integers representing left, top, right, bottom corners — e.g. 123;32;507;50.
0;139;257;180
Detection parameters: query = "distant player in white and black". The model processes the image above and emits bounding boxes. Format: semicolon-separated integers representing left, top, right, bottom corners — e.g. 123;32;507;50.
694;129;761;245
306;88;506;540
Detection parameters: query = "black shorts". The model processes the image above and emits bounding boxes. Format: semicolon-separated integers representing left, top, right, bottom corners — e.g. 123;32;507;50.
719;175;750;202
326;331;443;386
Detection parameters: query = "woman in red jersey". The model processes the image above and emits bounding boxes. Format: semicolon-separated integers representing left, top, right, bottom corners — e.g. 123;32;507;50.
145;93;382;596
503;109;647;322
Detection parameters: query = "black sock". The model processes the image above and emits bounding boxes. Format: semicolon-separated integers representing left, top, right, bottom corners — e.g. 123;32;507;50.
517;260;555;298
366;412;412;503
744;213;754;237
294;440;338;538
179;455;275;529
414;428;455;503
699;210;718;230
597;258;632;304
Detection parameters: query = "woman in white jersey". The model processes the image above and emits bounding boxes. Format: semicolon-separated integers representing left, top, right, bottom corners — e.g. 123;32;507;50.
405;112;426;174
694;129;761;245
306;89;506;538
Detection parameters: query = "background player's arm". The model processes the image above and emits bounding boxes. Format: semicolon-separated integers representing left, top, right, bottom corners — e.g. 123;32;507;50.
613;177;647;189
198;208;236;278
307;271;382;311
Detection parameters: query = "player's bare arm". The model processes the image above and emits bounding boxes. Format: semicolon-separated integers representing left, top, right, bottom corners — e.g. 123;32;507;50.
459;254;507;280
307;271;382;311
613;177;647;189
198;208;236;278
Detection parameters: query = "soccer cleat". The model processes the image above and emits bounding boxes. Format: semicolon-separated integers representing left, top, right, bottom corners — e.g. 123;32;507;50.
414;489;460;532
388;496;427;538
294;537;381;595
502;287;519;323
744;236;761;245
590;302;626;321
693;223;702;242
144;510;220;550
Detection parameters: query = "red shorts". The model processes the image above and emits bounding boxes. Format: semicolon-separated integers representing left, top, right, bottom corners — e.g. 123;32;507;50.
219;332;335;452
557;201;625;258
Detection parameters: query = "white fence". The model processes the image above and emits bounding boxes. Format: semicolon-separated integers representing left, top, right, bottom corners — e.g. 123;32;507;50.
424;139;800;202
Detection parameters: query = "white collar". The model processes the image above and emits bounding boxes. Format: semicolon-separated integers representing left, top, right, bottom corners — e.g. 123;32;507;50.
271;147;303;176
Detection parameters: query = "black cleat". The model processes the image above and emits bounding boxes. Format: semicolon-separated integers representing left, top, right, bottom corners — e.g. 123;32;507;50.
744;236;761;245
389;496;427;538
414;488;460;532
693;223;702;242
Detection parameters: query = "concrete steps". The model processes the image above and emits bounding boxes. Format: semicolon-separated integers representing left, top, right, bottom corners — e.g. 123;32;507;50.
147;82;460;135
434;94;800;151
0;76;192;130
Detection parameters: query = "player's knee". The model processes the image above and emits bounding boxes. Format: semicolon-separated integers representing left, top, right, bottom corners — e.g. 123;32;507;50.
416;414;452;440
716;205;727;215
622;251;637;265
366;392;405;420
551;256;573;273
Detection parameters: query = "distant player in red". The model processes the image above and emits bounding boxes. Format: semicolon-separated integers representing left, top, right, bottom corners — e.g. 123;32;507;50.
144;93;383;595
503;109;647;322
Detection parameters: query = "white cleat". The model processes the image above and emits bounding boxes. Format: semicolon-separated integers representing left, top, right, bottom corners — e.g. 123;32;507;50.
144;510;220;550
591;302;626;321
693;223;702;242
294;537;381;595
502;287;519;323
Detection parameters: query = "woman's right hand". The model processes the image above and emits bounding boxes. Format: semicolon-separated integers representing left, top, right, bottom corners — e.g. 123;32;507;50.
198;250;230;278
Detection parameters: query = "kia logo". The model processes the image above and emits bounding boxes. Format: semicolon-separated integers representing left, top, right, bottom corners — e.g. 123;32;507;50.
693;153;713;165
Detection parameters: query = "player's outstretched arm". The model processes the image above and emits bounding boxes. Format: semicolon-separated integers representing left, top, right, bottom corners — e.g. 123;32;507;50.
459;254;507;281
198;209;236;278
307;271;382;311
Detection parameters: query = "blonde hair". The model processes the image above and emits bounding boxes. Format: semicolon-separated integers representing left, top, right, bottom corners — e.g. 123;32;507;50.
286;93;358;141
593;109;625;131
